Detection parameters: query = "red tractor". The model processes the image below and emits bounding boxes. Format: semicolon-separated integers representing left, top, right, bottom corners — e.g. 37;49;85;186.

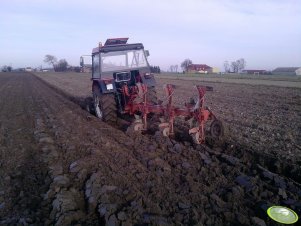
88;38;223;144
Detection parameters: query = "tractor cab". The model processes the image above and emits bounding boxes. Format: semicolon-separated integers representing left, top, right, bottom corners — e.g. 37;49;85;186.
92;38;153;83
90;38;157;122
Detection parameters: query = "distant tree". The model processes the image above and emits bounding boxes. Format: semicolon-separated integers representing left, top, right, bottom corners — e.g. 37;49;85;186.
170;65;179;73
157;66;161;73
231;61;238;73
1;65;8;72
55;59;68;72
44;54;57;70
224;61;230;73
150;66;155;73
150;65;161;73
237;58;246;72
228;58;246;73
169;65;174;72
181;59;192;72
1;65;12;72
73;66;81;73
174;65;178;72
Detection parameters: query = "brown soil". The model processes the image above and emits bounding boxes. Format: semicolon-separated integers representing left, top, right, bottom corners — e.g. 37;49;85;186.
0;72;300;226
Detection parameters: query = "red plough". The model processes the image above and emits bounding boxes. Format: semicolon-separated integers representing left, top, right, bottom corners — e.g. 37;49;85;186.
122;83;223;144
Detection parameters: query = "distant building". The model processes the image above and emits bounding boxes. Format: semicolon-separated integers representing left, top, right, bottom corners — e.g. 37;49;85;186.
41;67;54;72
242;69;267;75
212;67;220;73
272;67;301;76
296;68;301;76
187;64;212;74
25;67;32;72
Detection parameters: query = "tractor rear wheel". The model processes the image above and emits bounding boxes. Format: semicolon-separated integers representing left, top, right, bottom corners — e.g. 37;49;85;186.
147;86;158;104
93;88;117;123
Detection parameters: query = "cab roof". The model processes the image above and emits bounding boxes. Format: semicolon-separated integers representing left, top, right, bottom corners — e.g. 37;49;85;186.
92;38;144;55
104;38;128;45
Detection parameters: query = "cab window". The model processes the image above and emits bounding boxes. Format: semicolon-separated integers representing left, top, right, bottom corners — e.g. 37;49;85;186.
92;54;100;76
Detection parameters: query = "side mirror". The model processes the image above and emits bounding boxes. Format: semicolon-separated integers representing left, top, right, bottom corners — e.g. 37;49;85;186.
144;50;150;57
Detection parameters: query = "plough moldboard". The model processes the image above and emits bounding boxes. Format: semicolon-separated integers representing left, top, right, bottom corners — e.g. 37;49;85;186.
122;83;224;144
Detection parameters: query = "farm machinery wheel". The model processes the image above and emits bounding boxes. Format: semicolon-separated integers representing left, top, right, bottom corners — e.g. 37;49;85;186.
146;86;158;104
210;120;224;138
126;120;144;134
93;88;117;123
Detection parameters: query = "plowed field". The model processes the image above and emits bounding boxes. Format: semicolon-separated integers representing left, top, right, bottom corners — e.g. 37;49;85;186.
0;72;300;226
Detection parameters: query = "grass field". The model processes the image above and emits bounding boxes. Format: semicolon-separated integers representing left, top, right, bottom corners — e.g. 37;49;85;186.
158;72;301;88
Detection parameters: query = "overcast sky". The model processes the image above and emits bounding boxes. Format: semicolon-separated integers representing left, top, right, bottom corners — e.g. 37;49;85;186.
0;0;300;71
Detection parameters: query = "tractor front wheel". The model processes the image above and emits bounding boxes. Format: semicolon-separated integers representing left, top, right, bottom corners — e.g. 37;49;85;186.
93;88;117;124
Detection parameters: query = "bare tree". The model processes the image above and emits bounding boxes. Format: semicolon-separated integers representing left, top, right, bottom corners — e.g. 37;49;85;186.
44;54;57;69
181;59;192;72
224;61;229;73
169;65;178;72
228;58;246;73
55;59;68;72
237;58;246;72
231;61;238;73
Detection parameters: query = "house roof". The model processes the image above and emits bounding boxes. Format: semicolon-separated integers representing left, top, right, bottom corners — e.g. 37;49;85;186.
187;64;212;70
273;67;300;72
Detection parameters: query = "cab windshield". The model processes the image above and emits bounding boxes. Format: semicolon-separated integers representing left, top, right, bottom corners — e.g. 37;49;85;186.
101;49;148;72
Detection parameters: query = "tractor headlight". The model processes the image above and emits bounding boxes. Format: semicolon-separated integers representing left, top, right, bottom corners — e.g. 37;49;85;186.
103;79;114;90
106;83;113;90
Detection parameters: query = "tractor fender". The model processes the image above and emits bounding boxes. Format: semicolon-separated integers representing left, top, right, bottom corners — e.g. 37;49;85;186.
92;79;116;94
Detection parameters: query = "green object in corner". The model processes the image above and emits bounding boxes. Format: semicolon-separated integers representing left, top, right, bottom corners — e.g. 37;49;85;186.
267;206;298;224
